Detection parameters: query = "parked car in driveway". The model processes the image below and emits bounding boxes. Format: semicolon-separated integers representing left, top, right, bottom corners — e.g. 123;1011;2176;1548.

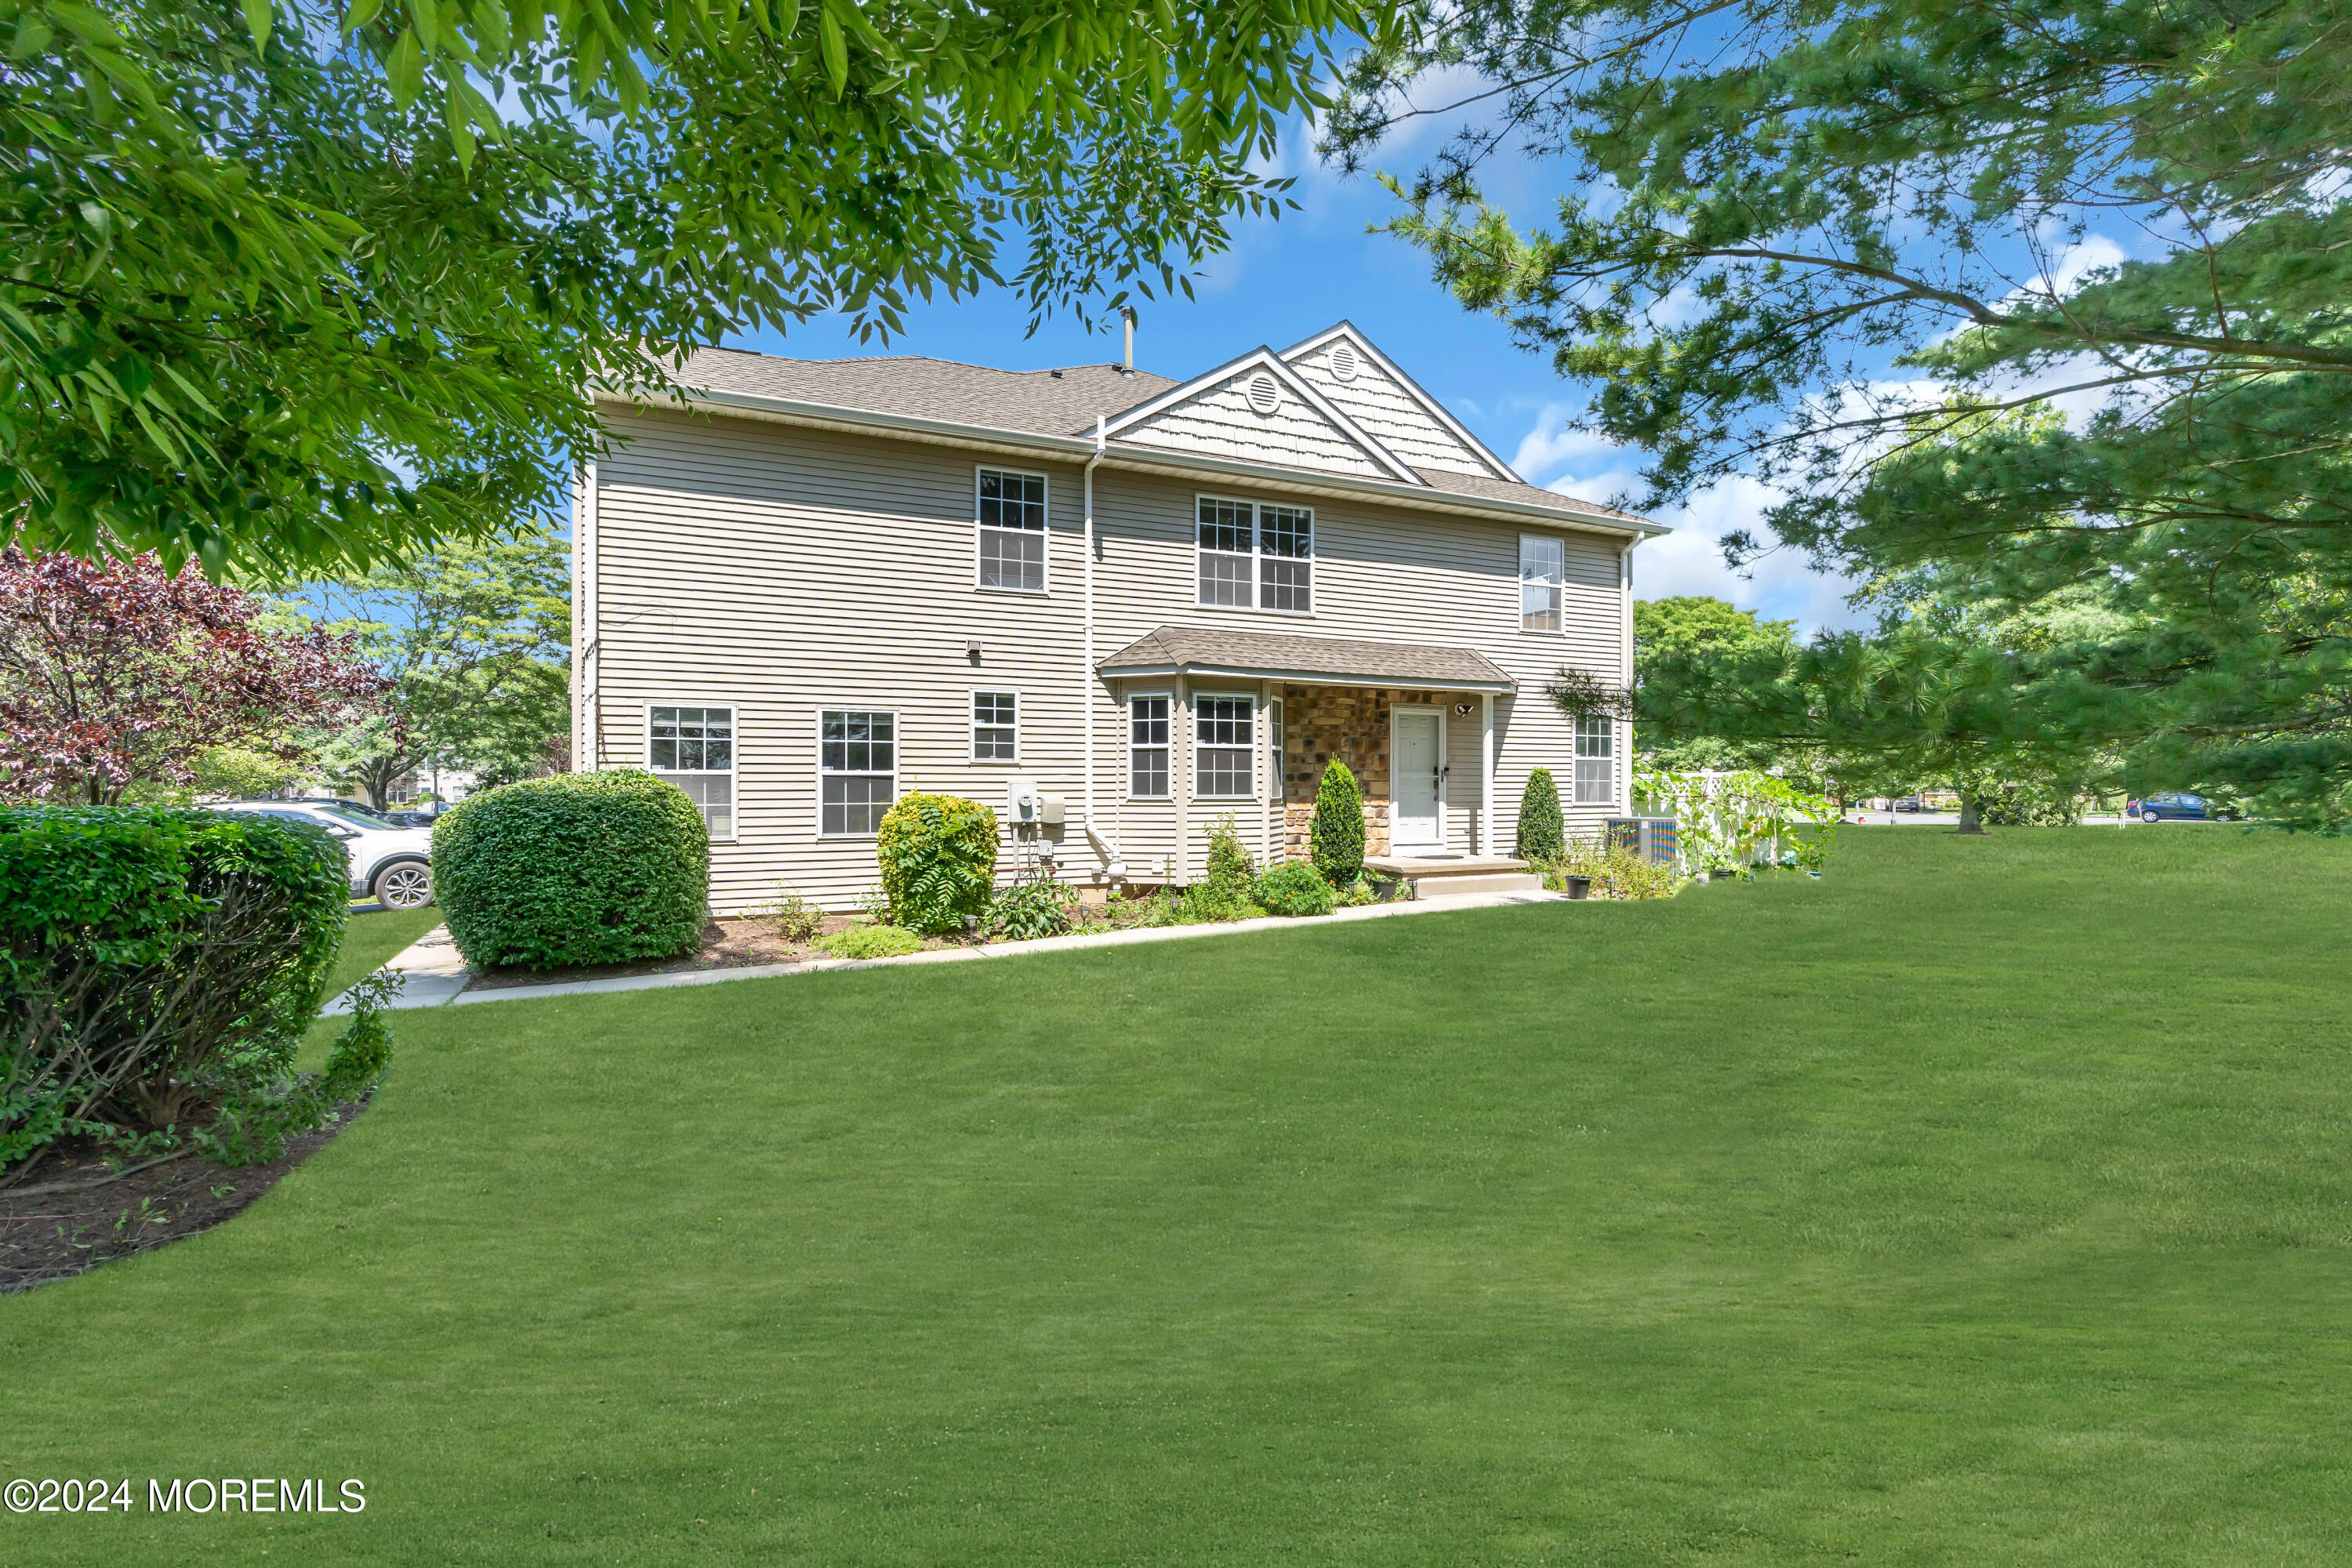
1892;796;1924;812
2131;793;2224;822
215;798;436;908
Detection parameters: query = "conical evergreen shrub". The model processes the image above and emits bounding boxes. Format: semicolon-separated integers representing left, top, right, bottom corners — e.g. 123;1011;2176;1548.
1310;758;1366;885
1516;766;1566;861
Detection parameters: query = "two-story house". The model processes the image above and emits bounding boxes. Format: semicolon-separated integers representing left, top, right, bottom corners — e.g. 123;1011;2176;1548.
572;321;1663;912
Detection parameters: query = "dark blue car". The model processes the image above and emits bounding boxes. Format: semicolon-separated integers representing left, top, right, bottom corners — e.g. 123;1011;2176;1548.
2132;793;2220;822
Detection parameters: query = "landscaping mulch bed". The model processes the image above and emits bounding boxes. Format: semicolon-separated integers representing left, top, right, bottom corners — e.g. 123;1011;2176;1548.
466;900;1184;990
465;916;862;989
0;1099;368;1294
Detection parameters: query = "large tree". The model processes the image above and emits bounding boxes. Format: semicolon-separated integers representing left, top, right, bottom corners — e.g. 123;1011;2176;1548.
302;529;570;808
5;0;1363;576
1327;0;2352;823
0;548;382;802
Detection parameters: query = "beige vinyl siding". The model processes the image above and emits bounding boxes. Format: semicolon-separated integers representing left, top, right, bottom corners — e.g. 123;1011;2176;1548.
1284;341;1500;478
585;405;1634;911
1115;368;1391;479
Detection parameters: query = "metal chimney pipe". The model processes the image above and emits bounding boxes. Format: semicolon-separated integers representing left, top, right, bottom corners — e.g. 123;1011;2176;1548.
1121;307;1135;372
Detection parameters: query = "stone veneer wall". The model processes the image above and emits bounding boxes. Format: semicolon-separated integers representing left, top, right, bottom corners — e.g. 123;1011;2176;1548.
1279;685;1454;859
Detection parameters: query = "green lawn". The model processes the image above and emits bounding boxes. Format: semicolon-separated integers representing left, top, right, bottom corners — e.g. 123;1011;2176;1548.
5;830;2349;1565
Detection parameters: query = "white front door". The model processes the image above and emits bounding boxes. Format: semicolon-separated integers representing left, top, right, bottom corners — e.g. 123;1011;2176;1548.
1392;709;1443;848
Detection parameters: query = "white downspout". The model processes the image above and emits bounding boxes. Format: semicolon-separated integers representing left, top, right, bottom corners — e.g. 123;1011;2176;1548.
1082;417;1125;881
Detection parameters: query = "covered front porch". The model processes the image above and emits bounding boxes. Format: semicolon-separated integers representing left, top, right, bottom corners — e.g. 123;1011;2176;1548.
1098;625;1539;889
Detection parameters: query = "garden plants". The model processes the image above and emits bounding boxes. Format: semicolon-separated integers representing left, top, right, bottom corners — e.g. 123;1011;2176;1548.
1180;815;1263;924
985;880;1081;942
818;924;926;960
1254;860;1337;917
431;770;709;968
1515;767;1565;861
1309;760;1366;885
877;794;999;935
0;806;393;1182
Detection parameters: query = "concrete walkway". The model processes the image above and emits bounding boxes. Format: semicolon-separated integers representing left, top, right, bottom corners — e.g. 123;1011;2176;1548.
330;888;1576;1013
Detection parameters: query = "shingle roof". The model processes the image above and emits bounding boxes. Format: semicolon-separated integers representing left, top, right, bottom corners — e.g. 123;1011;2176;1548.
673;346;1175;435
662;345;1648;532
1098;625;1516;691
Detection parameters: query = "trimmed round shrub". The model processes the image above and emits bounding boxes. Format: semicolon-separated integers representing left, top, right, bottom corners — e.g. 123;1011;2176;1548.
818;924;925;959
877;793;999;935
1254;858;1337;917
1515;766;1566;861
432;770;708;967
1310;759;1366;885
1;806;361;1174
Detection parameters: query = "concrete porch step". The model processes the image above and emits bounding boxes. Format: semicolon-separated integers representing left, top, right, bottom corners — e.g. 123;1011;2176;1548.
1364;854;1544;899
1412;873;1545;897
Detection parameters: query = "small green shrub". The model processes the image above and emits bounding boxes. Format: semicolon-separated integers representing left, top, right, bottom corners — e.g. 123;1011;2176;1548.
1254;859;1337;916
754;885;826;943
1181;814;1262;924
985;880;1080;942
1333;873;1379;907
1515;767;1566;861
877;793;999;935
433;770;708;967
1310;760;1366;885
0;806;362;1175
818;924;926;960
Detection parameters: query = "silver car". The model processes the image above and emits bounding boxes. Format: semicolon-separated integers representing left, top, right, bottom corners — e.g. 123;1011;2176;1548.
214;798;437;909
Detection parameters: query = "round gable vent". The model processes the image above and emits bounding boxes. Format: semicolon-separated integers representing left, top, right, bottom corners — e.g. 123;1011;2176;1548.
1330;343;1359;381
1246;372;1283;416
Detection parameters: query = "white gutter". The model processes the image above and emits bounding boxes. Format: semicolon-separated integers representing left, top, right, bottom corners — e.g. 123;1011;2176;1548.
1082;416;1125;882
593;386;1668;542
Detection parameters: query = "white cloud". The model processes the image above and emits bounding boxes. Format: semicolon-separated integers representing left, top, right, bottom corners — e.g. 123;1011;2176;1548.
1626;477;1866;636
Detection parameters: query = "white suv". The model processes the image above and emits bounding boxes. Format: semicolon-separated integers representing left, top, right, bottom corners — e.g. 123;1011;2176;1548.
215;798;437;909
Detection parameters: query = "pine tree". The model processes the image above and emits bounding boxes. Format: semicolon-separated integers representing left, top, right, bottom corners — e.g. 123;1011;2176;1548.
1310;759;1366;885
1515;767;1565;862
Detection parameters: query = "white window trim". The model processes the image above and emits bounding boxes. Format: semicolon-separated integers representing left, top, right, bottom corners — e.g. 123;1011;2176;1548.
1519;532;1566;636
974;464;1050;596
1573;713;1618;809
1191;689;1259;801
969;687;1021;765
644;701;737;843
815;704;899;840
1194;492;1315;617
1127;689;1174;801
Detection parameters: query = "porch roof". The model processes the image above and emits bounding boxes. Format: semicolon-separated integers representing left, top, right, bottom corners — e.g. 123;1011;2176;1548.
1098;624;1516;695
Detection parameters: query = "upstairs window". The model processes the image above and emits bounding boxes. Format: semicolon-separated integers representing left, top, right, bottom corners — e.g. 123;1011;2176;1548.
978;468;1047;592
1197;496;1313;612
1129;696;1171;798
650;705;734;838
1521;535;1565;632
1194;695;1254;799
971;691;1018;762
1574;714;1614;805
820;709;895;835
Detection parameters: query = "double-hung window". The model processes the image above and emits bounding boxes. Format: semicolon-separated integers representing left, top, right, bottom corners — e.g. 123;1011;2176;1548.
1194;695;1254;799
971;691;1018;762
1197;497;1313;612
650;705;735;838
978;468;1047;591
819;710;895;835
1574;714;1615;805
1129;696;1171;798
1521;535;1565;632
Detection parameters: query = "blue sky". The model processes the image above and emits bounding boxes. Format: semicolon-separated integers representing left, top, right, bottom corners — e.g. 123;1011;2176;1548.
724;114;1866;634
